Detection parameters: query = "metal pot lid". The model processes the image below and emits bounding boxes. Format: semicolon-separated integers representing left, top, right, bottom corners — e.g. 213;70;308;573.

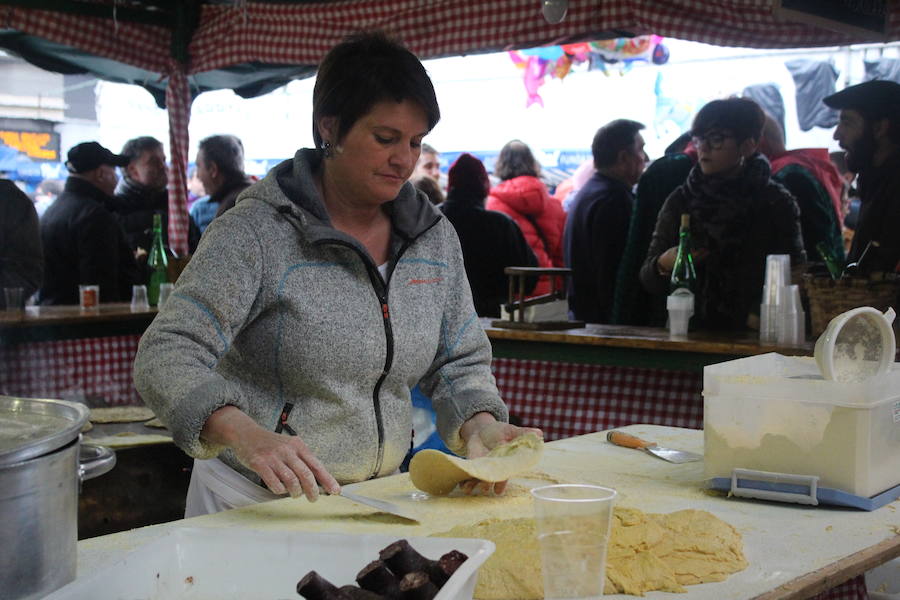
0;396;89;466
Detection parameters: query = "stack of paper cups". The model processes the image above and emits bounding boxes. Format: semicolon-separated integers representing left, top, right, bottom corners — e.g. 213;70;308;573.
760;254;791;343
776;284;806;346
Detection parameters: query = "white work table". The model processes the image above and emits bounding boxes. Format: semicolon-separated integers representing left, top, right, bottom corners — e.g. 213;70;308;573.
75;425;900;599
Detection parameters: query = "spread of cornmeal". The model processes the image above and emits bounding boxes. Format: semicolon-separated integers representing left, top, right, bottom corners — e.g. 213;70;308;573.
433;506;747;598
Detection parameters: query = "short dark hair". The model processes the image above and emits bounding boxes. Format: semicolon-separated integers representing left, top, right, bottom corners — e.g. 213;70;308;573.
421;143;438;156
198;134;245;180
120;136;163;163
494;140;538;180
591;119;645;169
692;98;765;144
312;31;440;150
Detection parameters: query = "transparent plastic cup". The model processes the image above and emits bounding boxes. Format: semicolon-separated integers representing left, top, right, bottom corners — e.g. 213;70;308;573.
158;282;174;307
667;289;694;339
4;287;24;313
777;284;805;346
532;484;617;600
79;284;99;310
763;254;791;305
131;285;149;311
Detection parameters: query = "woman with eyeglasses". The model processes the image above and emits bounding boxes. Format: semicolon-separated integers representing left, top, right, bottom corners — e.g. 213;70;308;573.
639;97;806;331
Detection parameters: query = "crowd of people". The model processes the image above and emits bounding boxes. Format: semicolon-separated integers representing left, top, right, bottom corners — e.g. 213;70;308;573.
1;78;894;322
0;130;258;307
430;83;898;332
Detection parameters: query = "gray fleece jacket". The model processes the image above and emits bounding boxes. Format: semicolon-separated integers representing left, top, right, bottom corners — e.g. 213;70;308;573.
133;149;507;485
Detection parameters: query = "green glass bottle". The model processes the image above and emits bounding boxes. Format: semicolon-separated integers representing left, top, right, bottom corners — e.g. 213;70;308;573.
147;213;168;306
670;213;696;293
816;241;843;281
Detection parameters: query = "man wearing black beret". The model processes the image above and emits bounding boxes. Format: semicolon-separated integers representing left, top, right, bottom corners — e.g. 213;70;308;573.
825;80;900;273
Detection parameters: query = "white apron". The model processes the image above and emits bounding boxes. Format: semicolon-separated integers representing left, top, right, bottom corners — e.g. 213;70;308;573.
185;457;284;518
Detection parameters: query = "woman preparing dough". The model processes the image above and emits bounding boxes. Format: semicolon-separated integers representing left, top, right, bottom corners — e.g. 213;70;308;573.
133;32;541;517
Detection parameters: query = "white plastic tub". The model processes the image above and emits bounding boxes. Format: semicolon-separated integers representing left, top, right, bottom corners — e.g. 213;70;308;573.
703;353;900;498
45;528;495;600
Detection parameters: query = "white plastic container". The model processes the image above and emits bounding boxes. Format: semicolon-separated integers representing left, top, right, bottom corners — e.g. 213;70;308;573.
703;353;900;498
45;528;495;600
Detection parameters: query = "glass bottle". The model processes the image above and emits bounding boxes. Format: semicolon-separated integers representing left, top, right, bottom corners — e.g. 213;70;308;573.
670;213;697;293
816;241;843;281
147;213;168;306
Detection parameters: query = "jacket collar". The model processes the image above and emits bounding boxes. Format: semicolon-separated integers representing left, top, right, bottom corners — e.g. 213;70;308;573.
270;148;441;244
63;176;115;208
114;175;167;210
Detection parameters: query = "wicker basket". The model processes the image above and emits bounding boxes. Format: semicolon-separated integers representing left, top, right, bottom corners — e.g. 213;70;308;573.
803;274;900;337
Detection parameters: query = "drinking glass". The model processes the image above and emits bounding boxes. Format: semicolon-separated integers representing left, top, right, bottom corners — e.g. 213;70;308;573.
532;484;617;600
131;285;149;310
3;287;24;314
79;284;99;310
158;282;174;307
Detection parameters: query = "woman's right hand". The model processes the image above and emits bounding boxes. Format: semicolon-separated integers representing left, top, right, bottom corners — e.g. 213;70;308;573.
201;406;340;501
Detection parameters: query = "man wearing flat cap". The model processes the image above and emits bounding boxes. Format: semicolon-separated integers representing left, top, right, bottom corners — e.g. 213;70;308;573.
825;80;900;273
39;141;139;305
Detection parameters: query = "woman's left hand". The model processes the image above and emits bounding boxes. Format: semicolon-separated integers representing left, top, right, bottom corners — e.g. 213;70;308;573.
458;412;543;496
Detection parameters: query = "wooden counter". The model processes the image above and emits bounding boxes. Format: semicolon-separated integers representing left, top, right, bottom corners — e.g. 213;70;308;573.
482;319;815;440
484;319;812;371
70;425;899;600
0;303;156;344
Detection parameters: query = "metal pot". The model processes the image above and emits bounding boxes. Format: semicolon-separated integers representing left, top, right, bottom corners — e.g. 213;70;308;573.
0;396;116;600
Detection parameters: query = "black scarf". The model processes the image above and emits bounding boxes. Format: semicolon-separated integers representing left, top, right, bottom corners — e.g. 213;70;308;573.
683;152;772;328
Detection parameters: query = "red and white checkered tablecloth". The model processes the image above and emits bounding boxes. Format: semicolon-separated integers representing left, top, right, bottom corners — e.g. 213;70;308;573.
0;335;142;406
491;357;704;440
811;577;870;600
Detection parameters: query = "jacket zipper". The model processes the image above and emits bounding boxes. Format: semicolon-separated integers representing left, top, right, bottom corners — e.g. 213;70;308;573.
301;216;441;478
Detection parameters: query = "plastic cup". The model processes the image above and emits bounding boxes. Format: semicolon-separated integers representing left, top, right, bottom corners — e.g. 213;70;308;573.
532;484;617;600
158;282;174;307
777;284;805;346
763;254;791;305
79;284;99;310
131;285;149;311
666;289;694;339
3;287;24;313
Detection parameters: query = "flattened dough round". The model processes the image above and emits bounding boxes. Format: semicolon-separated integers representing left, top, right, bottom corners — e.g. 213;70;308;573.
89;406;155;423
143;417;166;429
409;433;543;495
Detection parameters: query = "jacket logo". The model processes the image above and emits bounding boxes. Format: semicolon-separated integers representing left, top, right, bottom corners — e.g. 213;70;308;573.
408;277;443;285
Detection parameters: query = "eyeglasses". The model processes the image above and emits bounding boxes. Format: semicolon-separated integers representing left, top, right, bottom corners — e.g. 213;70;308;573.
691;132;734;150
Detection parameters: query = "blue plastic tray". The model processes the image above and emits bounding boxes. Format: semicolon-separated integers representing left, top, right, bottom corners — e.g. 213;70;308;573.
709;475;900;510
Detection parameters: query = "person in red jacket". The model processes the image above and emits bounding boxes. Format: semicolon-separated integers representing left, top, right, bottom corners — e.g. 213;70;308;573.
486;140;566;296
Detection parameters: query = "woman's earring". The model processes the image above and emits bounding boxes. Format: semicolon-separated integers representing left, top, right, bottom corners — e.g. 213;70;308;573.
322;141;333;159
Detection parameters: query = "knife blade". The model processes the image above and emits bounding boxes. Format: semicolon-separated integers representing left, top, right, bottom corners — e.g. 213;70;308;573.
338;487;420;523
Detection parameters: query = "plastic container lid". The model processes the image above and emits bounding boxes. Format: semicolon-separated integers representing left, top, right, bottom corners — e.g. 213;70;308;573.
814;307;896;383
0;396;89;466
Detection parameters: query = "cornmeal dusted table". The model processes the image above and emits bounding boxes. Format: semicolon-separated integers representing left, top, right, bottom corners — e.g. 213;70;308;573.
71;425;897;600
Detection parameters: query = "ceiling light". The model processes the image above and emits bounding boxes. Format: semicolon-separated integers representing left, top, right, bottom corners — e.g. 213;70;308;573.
542;0;568;24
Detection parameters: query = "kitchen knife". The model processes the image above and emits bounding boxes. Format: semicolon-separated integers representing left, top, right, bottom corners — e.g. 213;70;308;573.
337;486;420;523
606;431;702;463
